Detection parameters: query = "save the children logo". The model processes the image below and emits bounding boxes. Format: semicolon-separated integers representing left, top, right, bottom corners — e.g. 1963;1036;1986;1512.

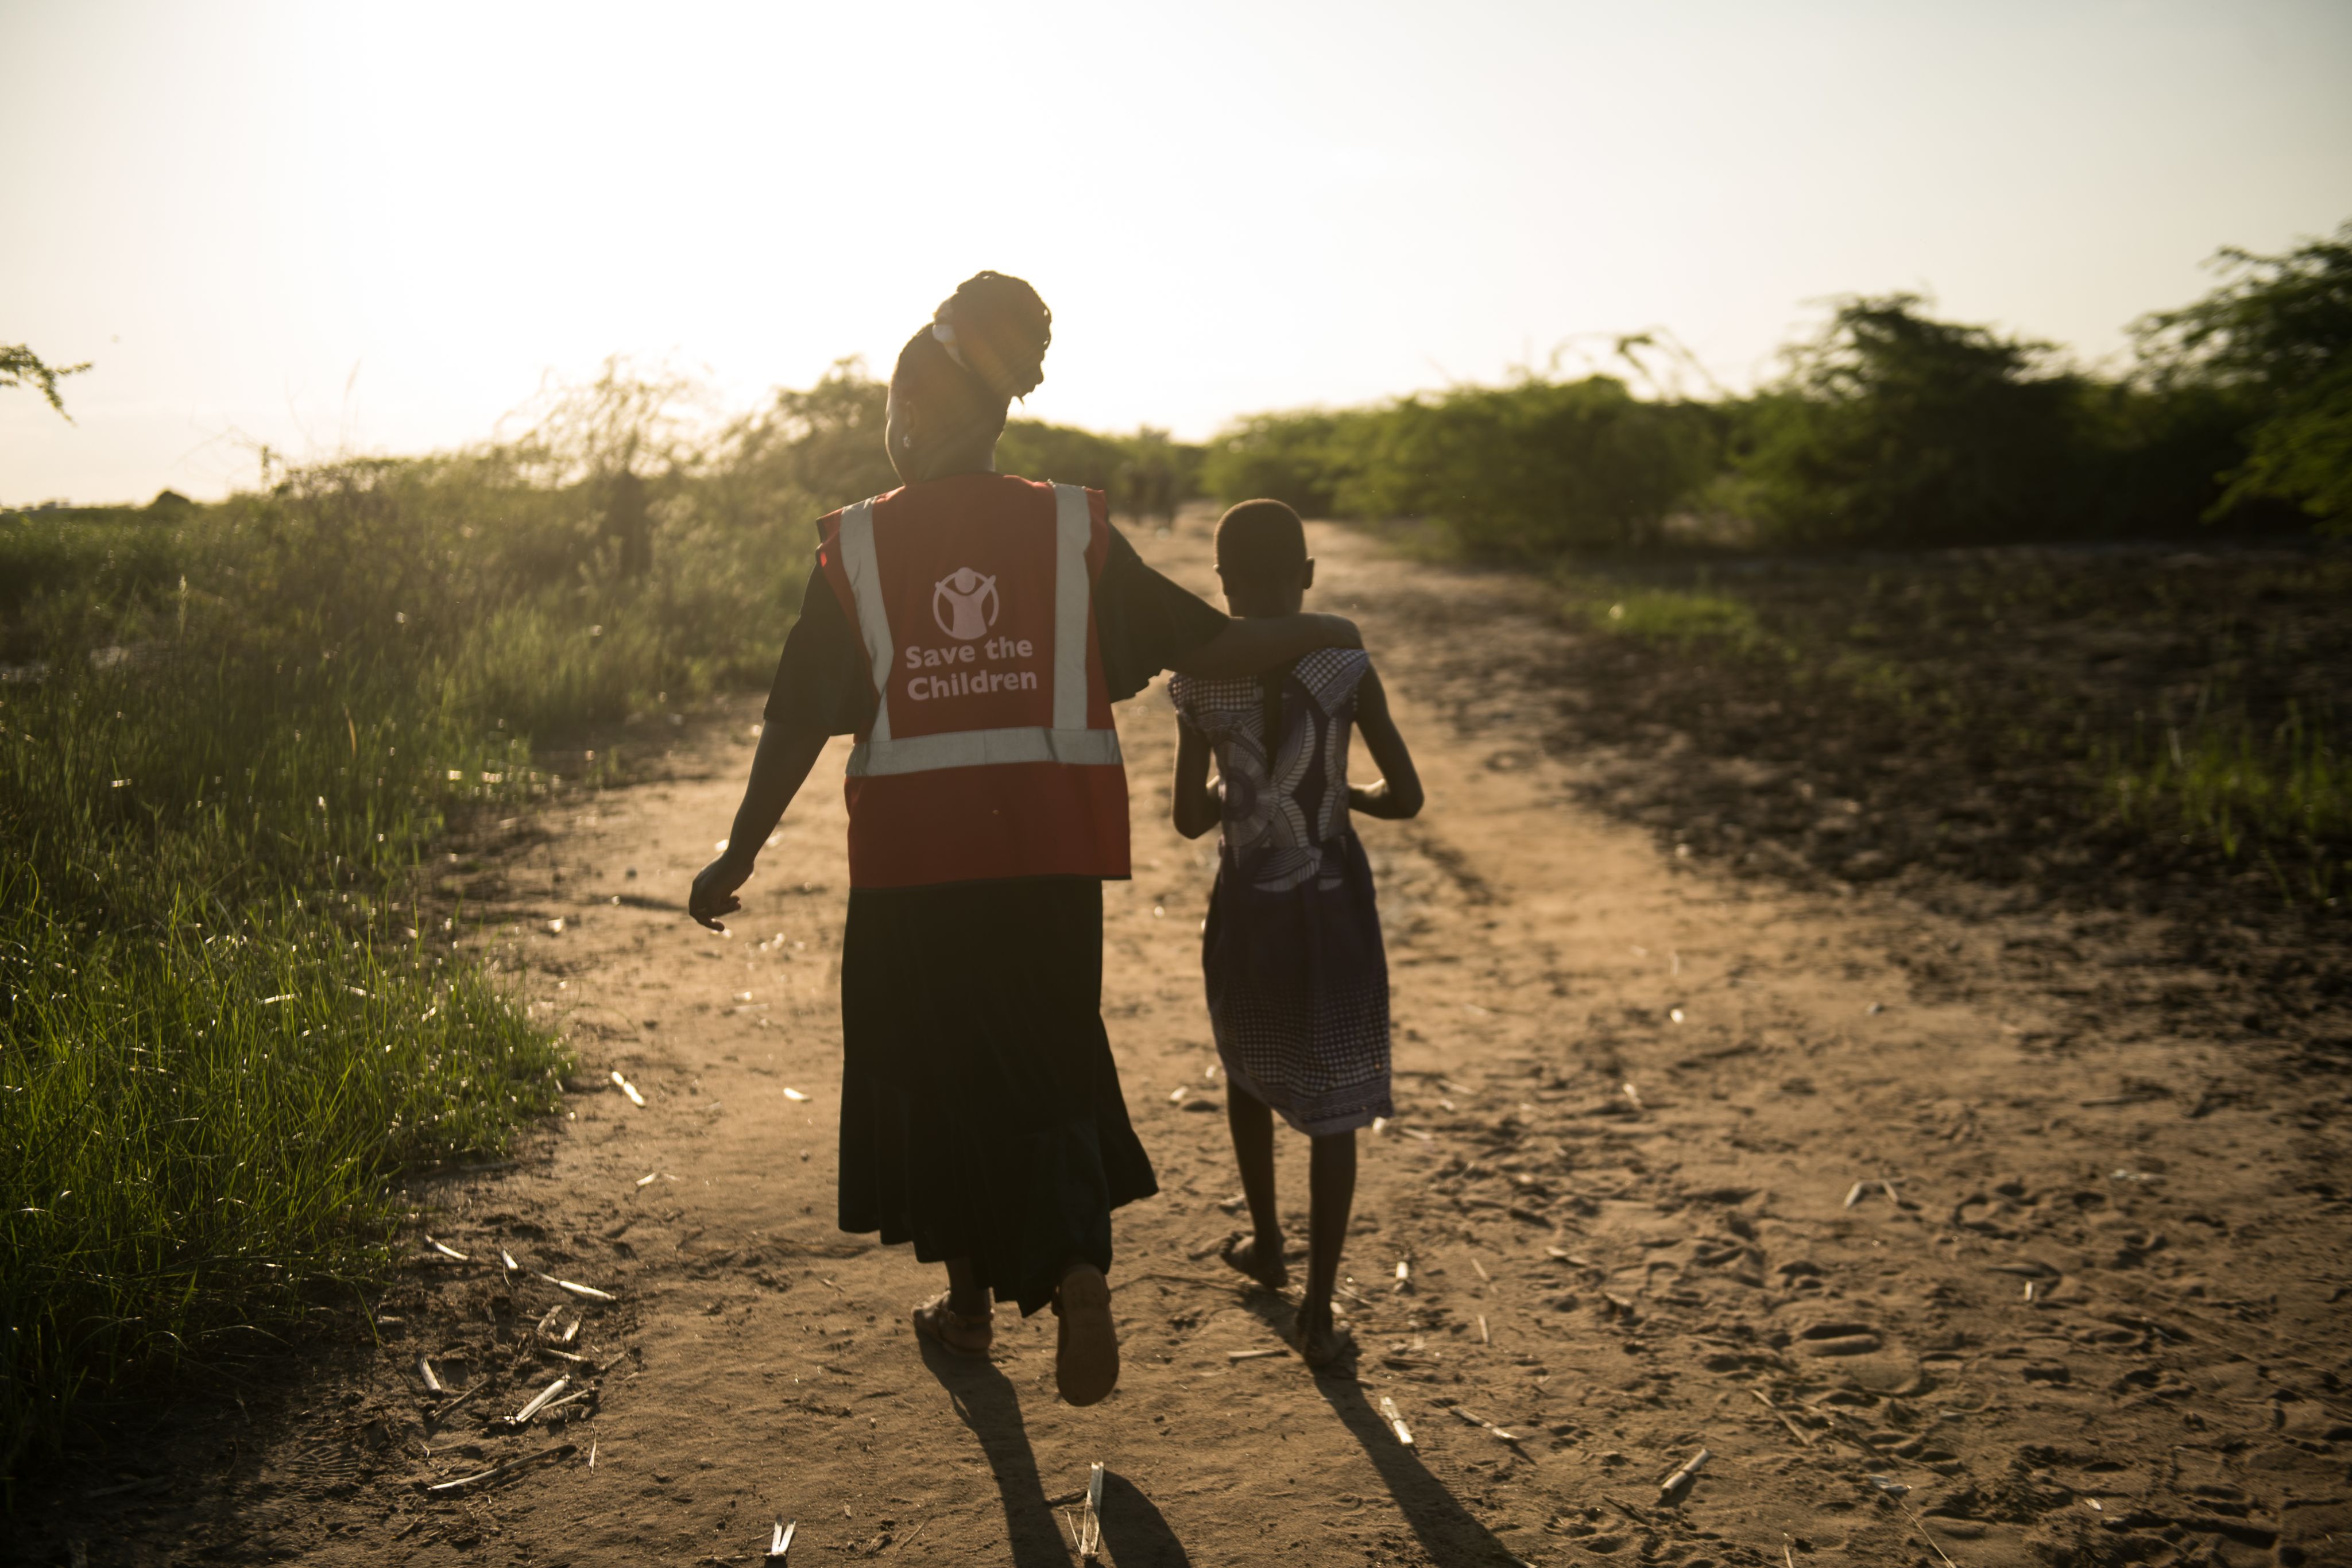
933;568;1000;640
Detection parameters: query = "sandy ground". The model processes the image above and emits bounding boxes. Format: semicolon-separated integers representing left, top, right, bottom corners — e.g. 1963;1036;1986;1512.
23;513;2352;1567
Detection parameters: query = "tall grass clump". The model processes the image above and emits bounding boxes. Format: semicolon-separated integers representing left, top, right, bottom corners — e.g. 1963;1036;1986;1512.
0;872;555;1478
0;493;575;1482
2099;707;2349;903
0;377;767;1477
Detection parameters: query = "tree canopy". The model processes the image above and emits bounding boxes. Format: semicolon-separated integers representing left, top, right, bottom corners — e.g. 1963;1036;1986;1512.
2137;222;2352;532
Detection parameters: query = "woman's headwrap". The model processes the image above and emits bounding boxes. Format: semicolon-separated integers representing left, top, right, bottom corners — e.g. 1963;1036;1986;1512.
929;274;1050;402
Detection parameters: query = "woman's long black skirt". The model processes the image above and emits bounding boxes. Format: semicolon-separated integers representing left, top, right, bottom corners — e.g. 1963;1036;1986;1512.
836;877;1157;1315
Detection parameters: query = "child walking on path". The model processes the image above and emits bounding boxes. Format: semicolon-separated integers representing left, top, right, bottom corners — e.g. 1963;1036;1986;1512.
1167;500;1423;1366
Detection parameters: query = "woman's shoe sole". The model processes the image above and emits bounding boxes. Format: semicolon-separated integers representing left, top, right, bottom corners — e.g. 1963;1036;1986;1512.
1054;1265;1119;1406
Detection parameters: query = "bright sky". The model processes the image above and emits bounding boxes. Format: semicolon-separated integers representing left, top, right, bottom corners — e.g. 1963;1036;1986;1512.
6;0;2350;504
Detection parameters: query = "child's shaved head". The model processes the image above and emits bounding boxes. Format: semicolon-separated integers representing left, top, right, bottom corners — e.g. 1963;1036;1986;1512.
1214;500;1307;592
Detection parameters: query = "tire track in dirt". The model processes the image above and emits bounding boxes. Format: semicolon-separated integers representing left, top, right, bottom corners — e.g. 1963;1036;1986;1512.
25;512;2351;1567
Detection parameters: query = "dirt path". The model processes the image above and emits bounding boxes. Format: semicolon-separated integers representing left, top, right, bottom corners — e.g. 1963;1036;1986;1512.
34;514;2351;1567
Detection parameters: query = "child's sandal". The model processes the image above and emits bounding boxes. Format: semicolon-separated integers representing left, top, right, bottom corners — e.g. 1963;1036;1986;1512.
911;1292;993;1357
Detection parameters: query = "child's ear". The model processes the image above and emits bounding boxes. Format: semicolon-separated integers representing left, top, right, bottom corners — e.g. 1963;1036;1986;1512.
1301;559;1316;593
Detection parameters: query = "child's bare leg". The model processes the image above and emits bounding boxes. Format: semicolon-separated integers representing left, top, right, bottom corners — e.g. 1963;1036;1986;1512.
1220;1082;1289;1288
1297;1130;1357;1364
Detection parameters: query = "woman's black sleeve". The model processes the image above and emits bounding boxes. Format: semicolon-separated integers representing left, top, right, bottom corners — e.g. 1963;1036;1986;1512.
764;563;878;736
1093;528;1229;701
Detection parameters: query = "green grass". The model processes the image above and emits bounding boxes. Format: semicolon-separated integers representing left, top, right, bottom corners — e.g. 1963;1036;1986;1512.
0;876;561;1469
2098;706;2348;901
0;550;578;1478
0;417;824;1477
1571;584;1763;646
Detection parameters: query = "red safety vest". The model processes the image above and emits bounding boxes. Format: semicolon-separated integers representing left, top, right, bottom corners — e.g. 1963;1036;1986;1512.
816;473;1131;889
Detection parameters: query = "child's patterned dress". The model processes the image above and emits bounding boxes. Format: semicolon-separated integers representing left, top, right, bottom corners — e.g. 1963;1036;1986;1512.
1167;648;1393;1136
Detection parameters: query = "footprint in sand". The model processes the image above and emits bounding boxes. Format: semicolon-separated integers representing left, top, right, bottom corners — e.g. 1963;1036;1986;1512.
1775;1258;1829;1294
1787;1308;1924;1395
1796;1318;1883;1356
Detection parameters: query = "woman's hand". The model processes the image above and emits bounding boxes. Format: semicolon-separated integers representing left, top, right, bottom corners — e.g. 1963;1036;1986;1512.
689;850;756;932
690;719;832;932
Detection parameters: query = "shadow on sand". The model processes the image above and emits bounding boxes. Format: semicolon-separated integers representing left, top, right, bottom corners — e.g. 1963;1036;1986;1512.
918;1337;1193;1567
1238;1289;1529;1566
1310;1376;1531;1566
1097;1469;1195;1568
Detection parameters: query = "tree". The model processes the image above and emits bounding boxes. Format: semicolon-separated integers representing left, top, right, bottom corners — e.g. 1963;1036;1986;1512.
2136;220;2352;533
2;344;90;420
1734;295;2090;548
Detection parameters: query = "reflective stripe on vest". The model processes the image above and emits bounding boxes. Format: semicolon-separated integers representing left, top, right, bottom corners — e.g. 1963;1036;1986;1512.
836;482;1123;779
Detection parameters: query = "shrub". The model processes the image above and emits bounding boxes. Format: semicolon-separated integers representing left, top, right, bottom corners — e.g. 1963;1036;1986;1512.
1202;409;1365;518
1348;378;1718;557
1205;381;1716;558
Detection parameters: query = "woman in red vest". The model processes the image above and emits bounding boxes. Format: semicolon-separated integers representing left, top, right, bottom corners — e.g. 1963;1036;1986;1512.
689;273;1363;1406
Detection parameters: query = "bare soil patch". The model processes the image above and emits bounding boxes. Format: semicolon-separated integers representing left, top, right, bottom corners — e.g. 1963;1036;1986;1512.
1522;547;2351;1070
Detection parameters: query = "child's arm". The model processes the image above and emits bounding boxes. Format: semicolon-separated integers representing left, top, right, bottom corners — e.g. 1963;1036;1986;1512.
1171;721;1223;839
1347;666;1424;820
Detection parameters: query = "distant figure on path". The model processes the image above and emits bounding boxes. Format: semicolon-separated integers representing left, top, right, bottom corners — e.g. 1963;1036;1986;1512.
605;466;651;579
1147;461;1175;527
1169;499;1423;1366
689;275;1367;1405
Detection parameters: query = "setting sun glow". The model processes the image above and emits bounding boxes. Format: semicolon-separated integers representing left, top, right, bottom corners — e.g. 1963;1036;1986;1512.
6;0;2350;501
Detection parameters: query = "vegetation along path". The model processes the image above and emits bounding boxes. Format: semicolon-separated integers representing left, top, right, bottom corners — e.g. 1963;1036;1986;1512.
29;515;2351;1567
